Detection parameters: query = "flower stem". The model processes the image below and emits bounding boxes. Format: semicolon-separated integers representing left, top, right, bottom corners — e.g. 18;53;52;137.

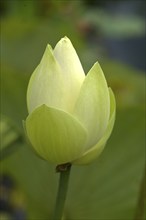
134;166;146;220
53;163;72;220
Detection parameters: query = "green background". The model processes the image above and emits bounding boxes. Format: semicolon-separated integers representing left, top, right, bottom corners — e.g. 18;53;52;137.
1;1;145;219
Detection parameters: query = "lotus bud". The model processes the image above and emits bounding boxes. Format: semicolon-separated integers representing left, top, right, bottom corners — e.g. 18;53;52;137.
24;37;116;165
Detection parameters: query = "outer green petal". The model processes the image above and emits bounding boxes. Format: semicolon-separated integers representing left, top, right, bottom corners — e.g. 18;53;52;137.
25;105;87;164
73;88;116;165
54;37;85;112
27;45;67;114
73;62;110;150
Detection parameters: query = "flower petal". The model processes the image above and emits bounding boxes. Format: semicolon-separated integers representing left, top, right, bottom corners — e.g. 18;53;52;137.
73;62;110;149
73;88;116;165
25;105;87;164
54;37;85;112
27;45;67;114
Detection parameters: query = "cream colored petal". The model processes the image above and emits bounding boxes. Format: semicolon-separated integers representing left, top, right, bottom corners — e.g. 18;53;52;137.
73;62;110;150
73;88;116;165
25;105;87;164
27;45;68;114
54;37;85;112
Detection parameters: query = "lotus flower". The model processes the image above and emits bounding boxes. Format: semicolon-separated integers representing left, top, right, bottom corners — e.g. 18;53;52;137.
25;37;116;165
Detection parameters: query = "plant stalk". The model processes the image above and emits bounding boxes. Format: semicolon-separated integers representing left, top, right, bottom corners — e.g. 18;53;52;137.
52;163;72;220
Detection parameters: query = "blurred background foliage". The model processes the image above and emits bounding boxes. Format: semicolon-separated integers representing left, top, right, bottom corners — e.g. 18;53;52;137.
0;0;145;219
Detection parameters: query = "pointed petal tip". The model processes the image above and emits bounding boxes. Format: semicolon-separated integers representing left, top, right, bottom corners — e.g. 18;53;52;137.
46;44;52;50
87;62;106;81
57;36;71;45
62;36;69;40
63;36;69;39
92;61;102;71
93;61;100;66
41;44;54;64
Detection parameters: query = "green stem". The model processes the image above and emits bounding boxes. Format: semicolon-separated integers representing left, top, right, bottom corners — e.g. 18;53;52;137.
53;163;72;220
134;167;146;220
